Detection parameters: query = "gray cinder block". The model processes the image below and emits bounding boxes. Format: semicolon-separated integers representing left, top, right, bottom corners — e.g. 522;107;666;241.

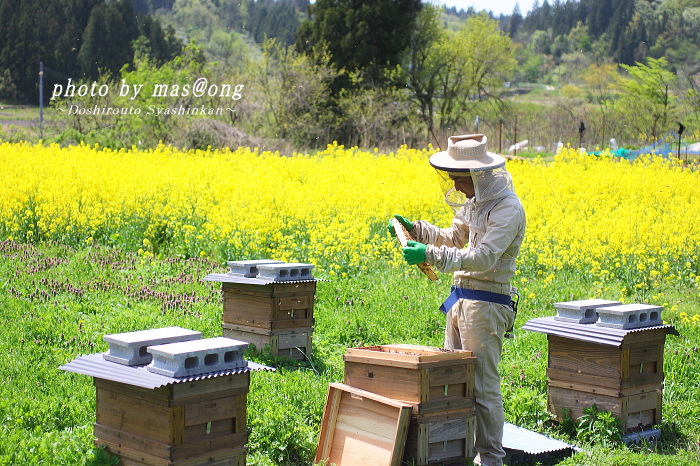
553;299;622;324
103;327;202;366
256;263;314;282
595;303;663;330
146;337;248;378
227;260;284;278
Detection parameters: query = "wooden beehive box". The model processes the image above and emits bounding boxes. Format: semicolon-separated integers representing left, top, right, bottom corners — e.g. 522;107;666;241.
403;407;476;465
94;372;249;466
201;273;318;361
547;381;662;431
222;324;312;361
344;344;476;408
546;329;667;390
522;316;677;433
221;281;316;331
343;345;476;464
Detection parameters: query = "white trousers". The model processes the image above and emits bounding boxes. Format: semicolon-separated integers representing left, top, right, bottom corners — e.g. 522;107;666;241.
444;298;514;466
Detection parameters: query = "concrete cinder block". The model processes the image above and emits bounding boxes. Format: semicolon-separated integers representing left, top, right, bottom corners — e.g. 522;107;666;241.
256;263;314;282
146;337;248;378
554;299;622;324
595;303;664;330
103;327;202;366
227;260;284;278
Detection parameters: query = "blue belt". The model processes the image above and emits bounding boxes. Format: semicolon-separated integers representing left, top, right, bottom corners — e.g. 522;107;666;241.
439;286;512;314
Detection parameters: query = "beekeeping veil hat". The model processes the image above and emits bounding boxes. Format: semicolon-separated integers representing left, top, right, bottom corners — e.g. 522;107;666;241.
430;134;513;215
430;134;505;172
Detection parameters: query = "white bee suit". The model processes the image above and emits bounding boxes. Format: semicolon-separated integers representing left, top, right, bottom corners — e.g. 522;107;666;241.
410;135;526;466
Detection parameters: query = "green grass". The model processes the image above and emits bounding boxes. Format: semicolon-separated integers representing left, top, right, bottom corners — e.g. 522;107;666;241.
0;104;41;120
1;240;699;465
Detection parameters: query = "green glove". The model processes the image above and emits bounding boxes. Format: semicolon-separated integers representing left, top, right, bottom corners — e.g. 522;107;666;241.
402;240;427;265
387;214;414;235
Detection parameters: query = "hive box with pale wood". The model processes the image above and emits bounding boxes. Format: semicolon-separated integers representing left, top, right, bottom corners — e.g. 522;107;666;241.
203;265;317;361
343;344;477;465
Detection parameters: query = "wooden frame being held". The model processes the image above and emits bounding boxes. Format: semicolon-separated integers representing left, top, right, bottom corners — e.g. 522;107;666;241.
391;218;438;281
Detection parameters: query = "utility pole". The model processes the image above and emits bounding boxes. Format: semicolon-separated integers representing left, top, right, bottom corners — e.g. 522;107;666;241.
498;120;503;153
39;61;44;140
513;115;518;157
678;122;685;160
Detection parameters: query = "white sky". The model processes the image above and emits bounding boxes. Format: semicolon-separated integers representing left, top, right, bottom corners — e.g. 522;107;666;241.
431;0;536;17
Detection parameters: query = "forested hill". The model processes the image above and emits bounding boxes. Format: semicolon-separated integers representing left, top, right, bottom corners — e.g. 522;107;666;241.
0;0;182;103
136;0;700;71
0;0;308;104
502;0;700;67
2;0;699;105
133;0;309;46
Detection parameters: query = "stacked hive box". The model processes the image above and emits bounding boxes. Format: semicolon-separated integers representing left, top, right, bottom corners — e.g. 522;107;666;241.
524;301;677;432
204;261;317;361
343;344;477;465
93;370;250;465
60;328;265;466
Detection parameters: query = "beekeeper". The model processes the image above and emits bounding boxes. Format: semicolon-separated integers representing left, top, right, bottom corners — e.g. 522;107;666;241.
389;134;526;466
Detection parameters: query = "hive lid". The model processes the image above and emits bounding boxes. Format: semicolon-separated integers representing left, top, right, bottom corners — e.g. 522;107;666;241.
59;353;274;389
522;316;678;347
315;382;413;466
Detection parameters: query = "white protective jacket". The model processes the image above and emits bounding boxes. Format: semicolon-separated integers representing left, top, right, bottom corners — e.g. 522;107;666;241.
411;191;526;289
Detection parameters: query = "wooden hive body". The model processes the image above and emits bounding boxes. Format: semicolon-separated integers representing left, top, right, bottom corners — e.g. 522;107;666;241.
547;380;662;432
545;327;667;431
220;280;316;360
547;329;666;390
94;373;249;466
343;345;476;465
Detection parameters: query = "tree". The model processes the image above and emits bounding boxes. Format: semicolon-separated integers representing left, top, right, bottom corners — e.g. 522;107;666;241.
614;57;678;142
437;14;517;131
77;4;112;78
247;0;301;46
249;39;338;146
407;11;515;138
509;4;523;38
296;0;422;89
406;4;446;142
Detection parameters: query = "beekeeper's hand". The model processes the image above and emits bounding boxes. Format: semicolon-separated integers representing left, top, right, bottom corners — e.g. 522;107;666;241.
402;240;426;265
387;214;414;235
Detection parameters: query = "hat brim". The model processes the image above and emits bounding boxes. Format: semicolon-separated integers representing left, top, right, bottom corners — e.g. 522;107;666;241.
429;150;506;172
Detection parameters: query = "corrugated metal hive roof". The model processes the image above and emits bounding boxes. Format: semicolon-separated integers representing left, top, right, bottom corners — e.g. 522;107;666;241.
60;353;274;389
522;316;678;347
503;422;580;464
202;273;322;285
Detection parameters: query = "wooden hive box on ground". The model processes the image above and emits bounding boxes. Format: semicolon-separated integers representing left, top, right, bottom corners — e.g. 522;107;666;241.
60;354;273;466
523;316;677;432
547;380;662;431
343;344;477;465
222;325;312;361
202;273;318;361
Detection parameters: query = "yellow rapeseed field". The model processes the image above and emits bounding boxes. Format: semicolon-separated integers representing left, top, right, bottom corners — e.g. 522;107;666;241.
1;141;699;285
